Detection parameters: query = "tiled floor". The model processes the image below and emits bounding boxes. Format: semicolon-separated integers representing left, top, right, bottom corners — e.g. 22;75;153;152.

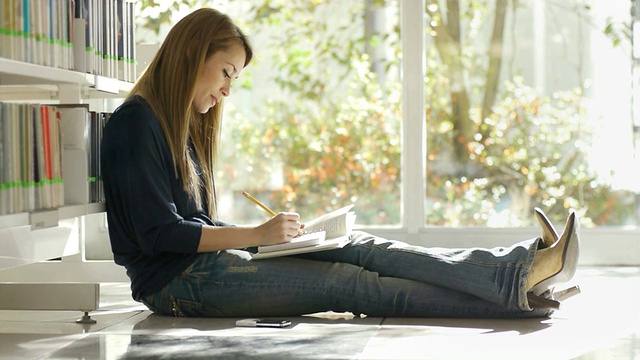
1;266;639;359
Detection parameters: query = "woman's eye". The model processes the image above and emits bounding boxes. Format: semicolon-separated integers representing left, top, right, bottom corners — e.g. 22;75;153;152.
223;70;230;78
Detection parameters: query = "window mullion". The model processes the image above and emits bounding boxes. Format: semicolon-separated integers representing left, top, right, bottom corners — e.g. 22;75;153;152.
400;0;425;233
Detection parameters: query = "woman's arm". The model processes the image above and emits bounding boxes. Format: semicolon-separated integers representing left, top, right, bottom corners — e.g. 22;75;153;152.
197;212;302;252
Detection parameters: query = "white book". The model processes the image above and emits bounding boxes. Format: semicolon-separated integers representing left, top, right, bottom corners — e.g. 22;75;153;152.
52;108;64;207
62;148;89;205
73;18;87;73
12;3;19;61
257;230;327;254
58;105;90;150
58;105;90;205
82;0;95;74
43;1;51;66
0;103;6;215
5;104;15;213
250;205;356;260
35;2;43;65
24;105;35;212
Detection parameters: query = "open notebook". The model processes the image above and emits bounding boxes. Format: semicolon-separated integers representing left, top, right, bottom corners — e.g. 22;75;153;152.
251;205;356;259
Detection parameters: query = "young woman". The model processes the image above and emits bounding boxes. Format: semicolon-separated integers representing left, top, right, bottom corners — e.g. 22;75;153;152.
101;8;580;319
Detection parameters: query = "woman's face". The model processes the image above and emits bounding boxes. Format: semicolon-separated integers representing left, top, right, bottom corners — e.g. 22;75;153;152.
192;42;246;114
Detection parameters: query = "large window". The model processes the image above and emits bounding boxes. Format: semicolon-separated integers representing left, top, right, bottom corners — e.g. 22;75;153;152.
135;0;639;231
422;1;637;228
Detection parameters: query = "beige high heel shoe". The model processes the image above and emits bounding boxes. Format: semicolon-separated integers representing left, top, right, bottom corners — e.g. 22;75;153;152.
526;209;581;310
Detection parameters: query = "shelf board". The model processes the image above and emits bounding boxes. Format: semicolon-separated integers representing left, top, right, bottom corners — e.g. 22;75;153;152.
0;57;93;85
0;85;58;101
0;203;106;231
0;57;133;97
0;212;29;230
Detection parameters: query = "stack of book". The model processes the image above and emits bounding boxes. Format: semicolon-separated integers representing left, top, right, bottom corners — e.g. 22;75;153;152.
0;102;64;215
0;0;136;82
0;102;110;215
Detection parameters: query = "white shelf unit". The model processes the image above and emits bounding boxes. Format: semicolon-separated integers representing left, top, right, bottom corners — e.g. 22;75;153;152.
0;58;131;99
0;58;131;320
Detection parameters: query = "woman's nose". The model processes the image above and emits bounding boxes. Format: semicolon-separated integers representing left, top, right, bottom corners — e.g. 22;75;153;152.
221;81;231;97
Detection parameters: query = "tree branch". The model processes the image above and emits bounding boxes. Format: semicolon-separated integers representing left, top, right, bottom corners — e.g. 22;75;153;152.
481;0;508;123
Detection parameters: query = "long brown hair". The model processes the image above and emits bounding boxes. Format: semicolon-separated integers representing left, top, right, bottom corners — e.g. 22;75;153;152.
129;8;253;218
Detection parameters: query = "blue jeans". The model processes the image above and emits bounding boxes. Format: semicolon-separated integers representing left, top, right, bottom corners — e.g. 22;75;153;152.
142;231;551;318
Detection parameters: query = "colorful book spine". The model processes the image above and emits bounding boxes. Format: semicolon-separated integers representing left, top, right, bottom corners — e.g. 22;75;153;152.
0;0;135;80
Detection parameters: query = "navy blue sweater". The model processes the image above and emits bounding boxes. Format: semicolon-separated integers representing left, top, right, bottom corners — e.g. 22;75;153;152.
101;96;228;301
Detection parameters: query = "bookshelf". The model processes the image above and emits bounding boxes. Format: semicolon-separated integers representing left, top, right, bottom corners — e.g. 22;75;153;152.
0;59;131;322
0;0;135;322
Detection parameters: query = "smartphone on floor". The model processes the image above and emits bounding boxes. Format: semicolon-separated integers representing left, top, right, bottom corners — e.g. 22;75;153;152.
236;318;291;328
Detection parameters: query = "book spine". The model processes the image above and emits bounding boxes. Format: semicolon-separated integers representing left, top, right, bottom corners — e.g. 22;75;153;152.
50;0;56;67
22;104;33;212
33;104;43;210
101;0;108;78
67;0;75;70
13;0;22;62
38;0;45;66
127;0;134;82
97;0;102;76
88;111;95;202
29;0;38;65
0;103;5;215
72;1;87;73
53;108;64;207
17;104;25;212
8;104;17;213
0;1;5;59
116;0;123;81
43;0;49;66
21;0;29;63
0;104;6;215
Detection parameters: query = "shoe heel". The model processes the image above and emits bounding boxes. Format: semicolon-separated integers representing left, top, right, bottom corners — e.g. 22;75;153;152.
551;285;581;301
527;292;561;310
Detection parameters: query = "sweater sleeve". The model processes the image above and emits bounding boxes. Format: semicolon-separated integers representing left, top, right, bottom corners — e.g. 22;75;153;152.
101;100;203;257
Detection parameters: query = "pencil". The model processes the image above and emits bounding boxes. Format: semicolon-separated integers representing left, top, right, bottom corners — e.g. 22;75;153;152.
242;191;277;216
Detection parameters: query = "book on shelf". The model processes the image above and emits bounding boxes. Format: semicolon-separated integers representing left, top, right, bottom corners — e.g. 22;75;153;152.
251;204;356;260
58;104;91;205
89;111;109;203
0;0;74;69
0;102;64;215
0;102;112;215
0;0;136;81
58;104;110;205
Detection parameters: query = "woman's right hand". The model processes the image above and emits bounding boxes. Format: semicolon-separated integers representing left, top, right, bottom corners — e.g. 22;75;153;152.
197;212;303;252
255;212;302;245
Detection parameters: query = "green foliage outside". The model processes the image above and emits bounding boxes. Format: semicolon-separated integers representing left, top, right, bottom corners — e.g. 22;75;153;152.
221;0;402;224
136;0;635;227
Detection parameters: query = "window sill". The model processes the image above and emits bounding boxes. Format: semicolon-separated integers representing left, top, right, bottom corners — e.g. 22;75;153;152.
362;226;640;266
